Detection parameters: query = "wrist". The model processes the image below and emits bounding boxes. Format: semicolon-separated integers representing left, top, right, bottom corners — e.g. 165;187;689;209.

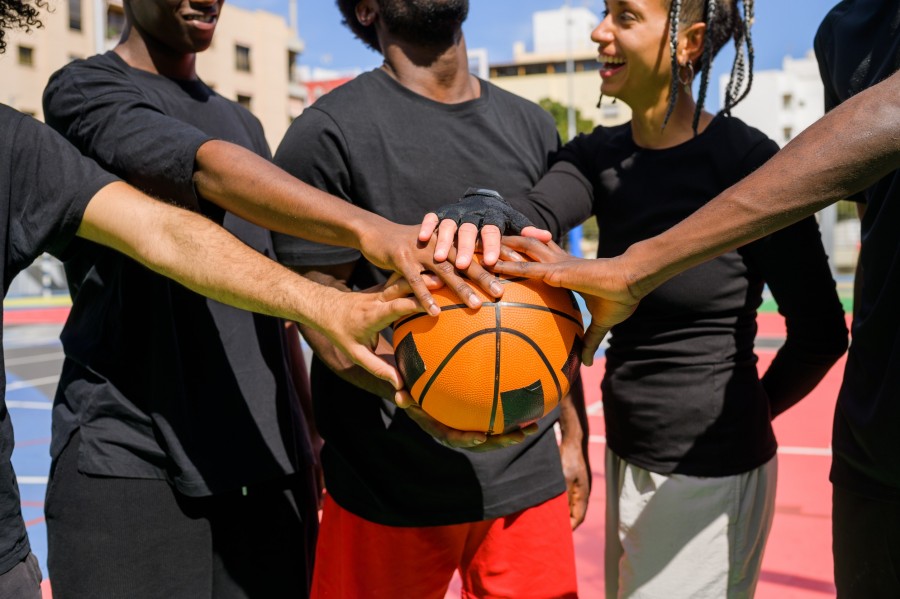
617;240;664;301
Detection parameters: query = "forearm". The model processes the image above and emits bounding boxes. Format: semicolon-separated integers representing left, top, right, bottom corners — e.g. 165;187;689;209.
79;182;343;331
625;71;900;298
520;161;595;240
763;342;846;417
193;140;391;254
558;374;589;471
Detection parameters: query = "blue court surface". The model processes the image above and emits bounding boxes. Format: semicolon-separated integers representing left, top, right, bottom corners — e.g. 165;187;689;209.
5;323;62;581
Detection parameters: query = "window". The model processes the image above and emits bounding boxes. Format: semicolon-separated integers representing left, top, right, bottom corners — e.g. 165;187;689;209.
782;93;793;110
783;126;793;142
107;5;126;42
490;66;519;78
69;0;82;31
235;45;251;72
236;94;252;110
18;46;34;67
288;50;298;82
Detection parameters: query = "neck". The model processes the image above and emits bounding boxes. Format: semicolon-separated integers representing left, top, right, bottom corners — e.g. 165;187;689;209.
628;89;711;149
379;31;479;103
115;23;197;80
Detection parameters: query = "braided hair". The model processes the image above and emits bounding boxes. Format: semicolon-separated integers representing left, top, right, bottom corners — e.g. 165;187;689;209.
661;0;756;134
0;0;46;54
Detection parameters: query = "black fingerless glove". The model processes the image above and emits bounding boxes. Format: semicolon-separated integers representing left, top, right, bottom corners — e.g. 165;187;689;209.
435;188;535;233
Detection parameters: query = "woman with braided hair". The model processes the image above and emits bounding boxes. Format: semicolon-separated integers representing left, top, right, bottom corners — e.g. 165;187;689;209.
523;1;846;596
422;0;848;596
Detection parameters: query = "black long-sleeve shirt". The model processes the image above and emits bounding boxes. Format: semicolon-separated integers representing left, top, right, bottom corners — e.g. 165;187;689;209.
517;115;848;476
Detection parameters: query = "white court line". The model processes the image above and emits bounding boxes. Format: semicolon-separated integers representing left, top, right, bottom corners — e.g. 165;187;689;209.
16;476;49;485
586;401;604;416
5;352;64;366
6;375;60;391
587;434;831;456
778;446;832;456
6;400;52;410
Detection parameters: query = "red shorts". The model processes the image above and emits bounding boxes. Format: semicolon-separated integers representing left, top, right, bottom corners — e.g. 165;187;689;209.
311;492;577;599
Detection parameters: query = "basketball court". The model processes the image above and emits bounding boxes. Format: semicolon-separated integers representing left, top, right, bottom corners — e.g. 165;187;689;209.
5;304;844;598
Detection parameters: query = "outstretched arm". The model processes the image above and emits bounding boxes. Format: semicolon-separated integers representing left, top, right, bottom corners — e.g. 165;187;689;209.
194;141;497;315
77;181;424;391
623;69;900;294
494;70;900;357
42;70;487;316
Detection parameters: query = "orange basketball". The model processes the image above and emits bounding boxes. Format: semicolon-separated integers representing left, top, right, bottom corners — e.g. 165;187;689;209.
392;271;584;435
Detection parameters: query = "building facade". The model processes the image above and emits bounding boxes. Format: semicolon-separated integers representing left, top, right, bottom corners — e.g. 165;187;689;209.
0;0;302;150
720;50;824;148
488;5;631;133
721;51;859;273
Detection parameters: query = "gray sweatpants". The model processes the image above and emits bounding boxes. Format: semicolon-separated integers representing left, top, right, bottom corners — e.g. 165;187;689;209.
605;449;778;599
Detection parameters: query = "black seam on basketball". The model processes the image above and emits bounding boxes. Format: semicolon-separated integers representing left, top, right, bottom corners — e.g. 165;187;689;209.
488;302;502;433
496;327;563;402
418;327;499;410
416;325;564;424
393;303;473;329
481;301;582;328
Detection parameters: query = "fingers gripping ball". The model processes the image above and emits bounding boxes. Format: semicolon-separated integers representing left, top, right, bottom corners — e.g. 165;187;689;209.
392;273;584;435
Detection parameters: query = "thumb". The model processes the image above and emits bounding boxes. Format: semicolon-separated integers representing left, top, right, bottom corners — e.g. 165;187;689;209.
350;346;404;390
581;322;608;367
520;225;553;242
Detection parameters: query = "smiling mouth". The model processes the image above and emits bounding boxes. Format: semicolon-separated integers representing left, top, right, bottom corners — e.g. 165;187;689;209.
183;13;217;24
598;56;626;70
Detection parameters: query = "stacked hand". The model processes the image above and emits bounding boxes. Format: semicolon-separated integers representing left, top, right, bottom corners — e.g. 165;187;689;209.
491;237;641;365
360;222;509;314
418;188;553;269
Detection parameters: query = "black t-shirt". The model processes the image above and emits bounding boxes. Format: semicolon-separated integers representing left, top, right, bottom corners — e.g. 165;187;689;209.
0;105;116;574
529;116;848;476
42;52;311;497
815;0;900;499
273;69;566;526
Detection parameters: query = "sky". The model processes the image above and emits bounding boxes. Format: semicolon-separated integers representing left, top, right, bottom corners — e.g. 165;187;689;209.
230;0;840;111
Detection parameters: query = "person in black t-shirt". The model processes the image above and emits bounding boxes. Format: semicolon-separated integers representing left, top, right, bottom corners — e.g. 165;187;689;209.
814;2;900;596
38;1;506;597
488;6;900;599
426;1;848;597
270;1;587;597
0;32;427;599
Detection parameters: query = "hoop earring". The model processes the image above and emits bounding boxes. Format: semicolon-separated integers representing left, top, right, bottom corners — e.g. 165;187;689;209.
678;61;695;94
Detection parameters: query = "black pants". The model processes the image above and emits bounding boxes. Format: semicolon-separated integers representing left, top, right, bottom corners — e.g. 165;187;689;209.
0;553;42;599
833;484;900;598
46;431;318;599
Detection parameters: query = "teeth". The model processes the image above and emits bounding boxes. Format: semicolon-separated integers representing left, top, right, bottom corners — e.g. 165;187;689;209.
185;14;215;22
598;56;625;65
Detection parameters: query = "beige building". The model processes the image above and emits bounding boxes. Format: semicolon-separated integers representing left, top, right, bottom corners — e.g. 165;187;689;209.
489;6;631;133
0;0;302;150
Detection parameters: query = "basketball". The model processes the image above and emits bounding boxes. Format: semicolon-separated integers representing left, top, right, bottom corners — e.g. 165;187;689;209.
392;271;584;435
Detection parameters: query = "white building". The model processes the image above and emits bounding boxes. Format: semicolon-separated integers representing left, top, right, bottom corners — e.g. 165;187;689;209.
722;51;859;273
532;5;599;55
720;50;824;147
